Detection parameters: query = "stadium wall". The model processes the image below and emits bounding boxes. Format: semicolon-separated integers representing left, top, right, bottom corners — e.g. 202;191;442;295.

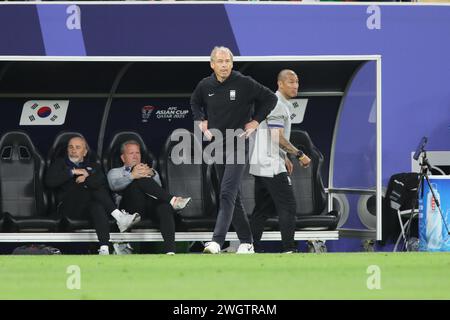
0;2;448;251
0;1;448;184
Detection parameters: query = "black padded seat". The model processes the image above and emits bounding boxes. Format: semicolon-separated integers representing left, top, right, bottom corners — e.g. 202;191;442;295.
285;130;339;230
46;131;116;231
128;219;159;230
159;129;217;231
265;212;339;231
0;131;60;231
65;218;172;233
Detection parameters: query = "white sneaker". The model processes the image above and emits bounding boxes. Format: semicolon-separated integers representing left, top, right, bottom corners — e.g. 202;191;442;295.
166;252;175;255
98;245;110;255
171;197;192;211
203;241;221;254
113;242;134;255
111;209;141;232
236;243;255;254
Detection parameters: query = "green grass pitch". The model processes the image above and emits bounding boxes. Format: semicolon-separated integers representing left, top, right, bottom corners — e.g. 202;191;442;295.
0;252;449;299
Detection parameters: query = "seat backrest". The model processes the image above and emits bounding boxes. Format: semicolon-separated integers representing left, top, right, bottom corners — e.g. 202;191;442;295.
289;130;327;215
0;131;47;217
102;131;157;173
159;129;215;219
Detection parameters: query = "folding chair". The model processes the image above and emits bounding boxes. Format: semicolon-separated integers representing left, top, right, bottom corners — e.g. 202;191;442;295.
386;173;420;252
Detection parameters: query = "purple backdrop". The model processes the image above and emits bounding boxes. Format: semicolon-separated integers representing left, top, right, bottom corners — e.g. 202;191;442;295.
1;3;448;184
1;2;449;250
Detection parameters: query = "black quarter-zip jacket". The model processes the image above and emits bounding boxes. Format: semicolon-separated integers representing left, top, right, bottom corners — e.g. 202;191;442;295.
190;71;277;134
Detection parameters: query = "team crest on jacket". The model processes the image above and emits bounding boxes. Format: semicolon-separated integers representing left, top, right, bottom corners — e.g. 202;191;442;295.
230;90;236;101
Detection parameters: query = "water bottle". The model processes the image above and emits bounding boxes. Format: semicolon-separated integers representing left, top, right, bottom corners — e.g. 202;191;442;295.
426;183;442;250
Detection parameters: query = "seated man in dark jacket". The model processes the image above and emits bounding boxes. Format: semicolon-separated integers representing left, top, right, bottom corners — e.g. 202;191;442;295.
45;135;140;255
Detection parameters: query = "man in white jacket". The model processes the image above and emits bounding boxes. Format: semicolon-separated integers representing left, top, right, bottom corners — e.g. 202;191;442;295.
249;70;311;253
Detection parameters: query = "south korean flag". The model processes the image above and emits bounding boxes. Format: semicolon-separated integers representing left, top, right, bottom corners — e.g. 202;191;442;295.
19;100;69;125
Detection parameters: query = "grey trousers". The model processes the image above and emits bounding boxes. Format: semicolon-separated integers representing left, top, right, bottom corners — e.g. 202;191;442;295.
212;146;253;246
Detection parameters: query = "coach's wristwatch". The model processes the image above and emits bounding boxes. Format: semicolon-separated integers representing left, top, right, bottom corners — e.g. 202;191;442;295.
296;150;306;161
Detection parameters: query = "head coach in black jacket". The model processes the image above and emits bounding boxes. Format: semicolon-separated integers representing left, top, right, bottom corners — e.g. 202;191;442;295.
45;135;140;255
191;46;278;254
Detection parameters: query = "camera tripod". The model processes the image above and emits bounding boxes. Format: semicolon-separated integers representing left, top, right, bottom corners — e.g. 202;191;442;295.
403;151;450;251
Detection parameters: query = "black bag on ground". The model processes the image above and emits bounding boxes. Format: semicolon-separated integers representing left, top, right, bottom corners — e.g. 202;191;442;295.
12;244;61;255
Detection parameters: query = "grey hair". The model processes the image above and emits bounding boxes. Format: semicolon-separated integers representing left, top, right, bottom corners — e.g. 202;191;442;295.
68;135;89;152
120;140;141;154
210;46;234;62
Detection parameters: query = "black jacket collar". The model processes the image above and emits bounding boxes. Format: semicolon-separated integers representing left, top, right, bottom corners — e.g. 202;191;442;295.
210;70;239;85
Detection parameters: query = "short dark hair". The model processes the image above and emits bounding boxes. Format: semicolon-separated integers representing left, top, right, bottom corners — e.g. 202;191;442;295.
277;69;297;82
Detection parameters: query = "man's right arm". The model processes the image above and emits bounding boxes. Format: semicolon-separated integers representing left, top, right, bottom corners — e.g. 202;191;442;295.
190;81;206;122
45;158;73;188
272;129;300;155
266;105;311;167
107;167;133;192
191;81;214;140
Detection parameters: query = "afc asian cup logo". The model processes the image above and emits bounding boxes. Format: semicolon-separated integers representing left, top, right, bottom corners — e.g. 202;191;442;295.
142;105;155;123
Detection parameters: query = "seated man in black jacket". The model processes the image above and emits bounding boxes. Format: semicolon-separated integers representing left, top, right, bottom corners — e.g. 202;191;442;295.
45;135;140;255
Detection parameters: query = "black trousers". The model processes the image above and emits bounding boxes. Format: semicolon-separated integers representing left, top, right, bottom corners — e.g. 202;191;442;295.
212;144;253;246
250;173;297;252
120;178;175;253
60;186;116;246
